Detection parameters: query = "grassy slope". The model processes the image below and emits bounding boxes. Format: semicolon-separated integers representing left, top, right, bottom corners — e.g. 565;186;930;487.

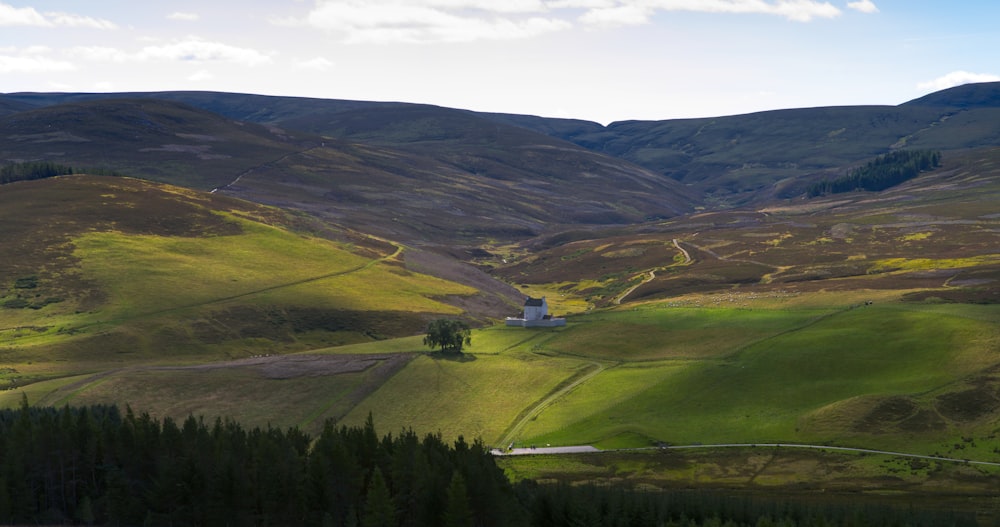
4;170;997;462
516;303;999;452
0;98;316;190
0;175;476;393
493;147;1000;309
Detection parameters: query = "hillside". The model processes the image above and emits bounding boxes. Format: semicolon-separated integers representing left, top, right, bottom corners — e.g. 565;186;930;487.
0;96;695;245
487;83;1000;205
0;98;319;190
9;84;1000;214
492;146;1000;309
224;104;695;240
2;86;1000;512
0;175;506;394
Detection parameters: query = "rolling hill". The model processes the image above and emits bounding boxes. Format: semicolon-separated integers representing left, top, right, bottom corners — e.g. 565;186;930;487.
8;83;1000;215
492;146;1000;309
0;98;325;190
0;175;508;397
2;84;1000;509
0;95;695;245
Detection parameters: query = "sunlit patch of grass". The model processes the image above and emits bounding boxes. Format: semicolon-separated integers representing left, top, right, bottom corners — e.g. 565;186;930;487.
517;361;692;443
542;306;830;361
73;217;373;317
764;233;793;247
0;375;86;409
900;232;933;242
253;263;473;314
338;352;587;444
871;255;1000;273
519;303;1000;452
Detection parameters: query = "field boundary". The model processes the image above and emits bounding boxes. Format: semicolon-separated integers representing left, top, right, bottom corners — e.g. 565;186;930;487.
495;360;610;448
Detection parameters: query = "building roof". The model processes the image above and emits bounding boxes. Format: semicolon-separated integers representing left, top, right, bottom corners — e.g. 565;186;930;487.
524;297;545;307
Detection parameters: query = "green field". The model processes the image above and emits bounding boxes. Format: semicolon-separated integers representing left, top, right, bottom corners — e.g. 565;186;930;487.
3;172;1000;501
514;303;1000;452
8;299;998;460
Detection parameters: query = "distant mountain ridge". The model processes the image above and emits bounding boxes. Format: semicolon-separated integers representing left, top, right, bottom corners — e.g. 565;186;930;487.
0;92;695;244
3;82;1000;239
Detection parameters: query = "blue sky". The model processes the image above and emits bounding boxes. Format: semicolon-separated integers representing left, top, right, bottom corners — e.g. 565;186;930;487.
1;1;998;124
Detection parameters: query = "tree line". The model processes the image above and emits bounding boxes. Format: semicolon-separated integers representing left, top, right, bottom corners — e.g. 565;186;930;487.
807;150;941;197
0;161;123;185
0;400;976;526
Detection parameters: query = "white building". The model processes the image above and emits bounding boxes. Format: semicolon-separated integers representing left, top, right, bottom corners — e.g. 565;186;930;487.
506;296;566;327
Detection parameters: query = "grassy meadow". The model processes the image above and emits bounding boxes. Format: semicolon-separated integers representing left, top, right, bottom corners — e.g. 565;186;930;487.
0;176;477;402
514;302;1000;453
5;293;998;460
3;169;999;496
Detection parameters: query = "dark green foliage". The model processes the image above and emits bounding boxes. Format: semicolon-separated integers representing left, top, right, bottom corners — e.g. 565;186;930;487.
13;276;38;289
423;318;472;353
808;150;941;197
0;404;521;527
0;161;73;184
0;403;978;526
2;298;29;309
443;472;473;527
0;161;123;185
515;482;976;527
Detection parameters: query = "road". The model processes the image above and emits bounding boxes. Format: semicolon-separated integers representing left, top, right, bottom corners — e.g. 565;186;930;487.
493;442;1000;467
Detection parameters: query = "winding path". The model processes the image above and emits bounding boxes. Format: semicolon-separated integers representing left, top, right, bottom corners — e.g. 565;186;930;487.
614;239;692;305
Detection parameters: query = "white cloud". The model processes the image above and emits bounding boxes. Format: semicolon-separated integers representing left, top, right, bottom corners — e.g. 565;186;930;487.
45;11;117;29
579;4;653;27
0;3;115;28
69;46;131;62
847;0;878;14
422;0;548;13
0;53;75;73
68;39;273;67
918;71;1000;91
295;56;335;70
0;2;47;26
295;0;861;41
302;0;570;43
168;12;201;21
188;69;214;81
644;0;841;22
138;38;273;65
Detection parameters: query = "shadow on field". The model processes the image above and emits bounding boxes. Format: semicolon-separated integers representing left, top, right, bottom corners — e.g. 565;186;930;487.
427;351;477;363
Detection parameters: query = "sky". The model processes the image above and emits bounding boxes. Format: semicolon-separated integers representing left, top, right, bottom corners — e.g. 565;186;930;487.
1;0;998;125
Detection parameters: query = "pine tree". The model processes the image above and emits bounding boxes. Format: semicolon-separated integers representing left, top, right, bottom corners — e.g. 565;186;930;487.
362;467;396;527
443;472;473;527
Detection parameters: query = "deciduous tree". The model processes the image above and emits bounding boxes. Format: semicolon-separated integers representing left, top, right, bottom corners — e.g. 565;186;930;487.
423;319;472;354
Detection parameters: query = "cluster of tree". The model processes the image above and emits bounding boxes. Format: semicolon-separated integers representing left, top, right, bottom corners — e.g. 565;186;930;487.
0;400;976;526
0;161;124;185
807;150;941;197
424;318;472;354
517;482;975;527
0;161;75;184
0;400;520;526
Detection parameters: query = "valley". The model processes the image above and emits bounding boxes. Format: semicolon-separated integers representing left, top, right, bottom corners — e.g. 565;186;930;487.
1;84;1000;519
